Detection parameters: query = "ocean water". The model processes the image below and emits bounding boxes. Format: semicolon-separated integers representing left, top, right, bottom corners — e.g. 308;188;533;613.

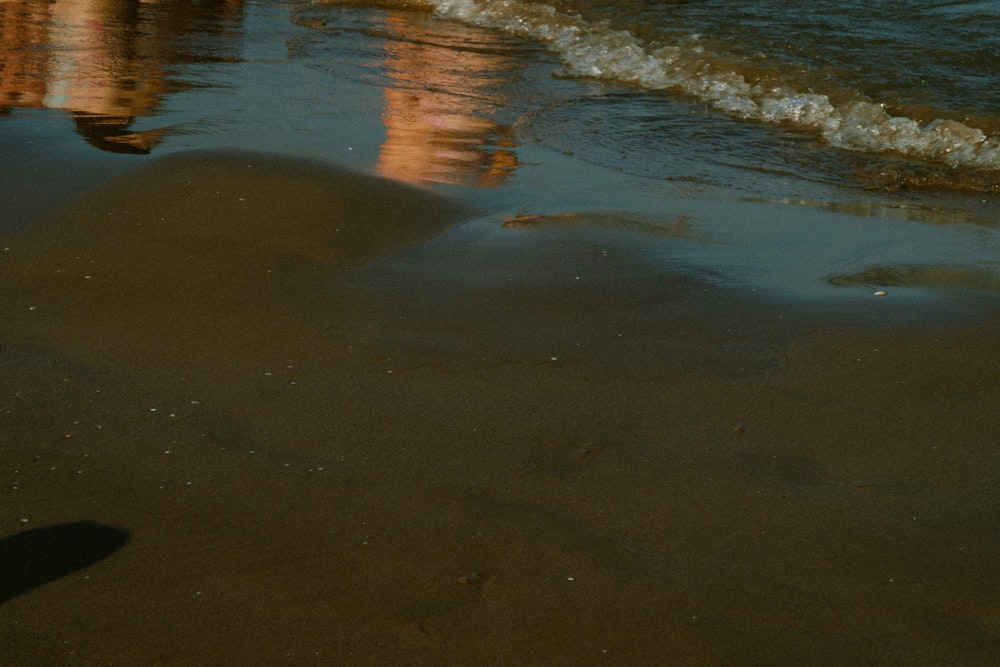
2;0;999;304
421;0;1000;178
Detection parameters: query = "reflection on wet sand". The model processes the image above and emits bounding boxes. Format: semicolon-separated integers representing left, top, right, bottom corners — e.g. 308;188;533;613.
0;0;243;153
375;12;519;186
831;264;1000;293
742;195;999;228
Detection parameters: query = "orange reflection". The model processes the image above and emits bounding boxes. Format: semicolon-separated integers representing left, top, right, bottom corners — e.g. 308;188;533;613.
0;0;243;153
376;12;519;187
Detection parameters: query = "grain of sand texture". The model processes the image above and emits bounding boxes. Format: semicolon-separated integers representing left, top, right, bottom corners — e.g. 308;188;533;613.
3;150;1000;665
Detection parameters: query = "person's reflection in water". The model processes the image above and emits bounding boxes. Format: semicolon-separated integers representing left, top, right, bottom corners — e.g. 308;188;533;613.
0;0;245;153
72;113;166;154
0;0;54;111
43;0;178;152
376;12;520;187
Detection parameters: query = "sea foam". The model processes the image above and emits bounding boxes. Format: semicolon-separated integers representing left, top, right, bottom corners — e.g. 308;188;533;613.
423;0;1000;172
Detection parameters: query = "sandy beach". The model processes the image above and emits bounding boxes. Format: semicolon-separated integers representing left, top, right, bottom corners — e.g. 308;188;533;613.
2;148;999;664
3;2;1000;663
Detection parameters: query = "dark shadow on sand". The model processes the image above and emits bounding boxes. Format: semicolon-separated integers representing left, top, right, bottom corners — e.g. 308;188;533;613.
0;521;130;604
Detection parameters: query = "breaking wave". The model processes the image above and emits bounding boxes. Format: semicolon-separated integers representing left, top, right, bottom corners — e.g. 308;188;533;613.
422;0;1000;174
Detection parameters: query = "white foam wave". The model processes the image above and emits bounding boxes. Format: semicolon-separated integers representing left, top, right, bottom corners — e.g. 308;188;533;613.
425;0;1000;171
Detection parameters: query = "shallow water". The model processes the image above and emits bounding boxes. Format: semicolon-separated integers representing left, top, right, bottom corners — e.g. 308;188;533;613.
422;0;1000;179
2;0;999;305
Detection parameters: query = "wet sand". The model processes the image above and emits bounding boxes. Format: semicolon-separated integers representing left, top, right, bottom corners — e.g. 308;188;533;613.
2;150;1000;665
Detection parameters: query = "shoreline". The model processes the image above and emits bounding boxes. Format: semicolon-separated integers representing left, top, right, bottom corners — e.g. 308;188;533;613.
3;149;1000;665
